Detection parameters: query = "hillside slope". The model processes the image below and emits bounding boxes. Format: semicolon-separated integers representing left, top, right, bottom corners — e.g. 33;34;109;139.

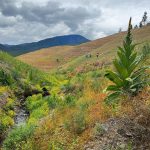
1;25;150;150
0;35;89;56
18;26;150;71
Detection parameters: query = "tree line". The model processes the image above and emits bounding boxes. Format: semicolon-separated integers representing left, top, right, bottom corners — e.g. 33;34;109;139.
119;11;150;32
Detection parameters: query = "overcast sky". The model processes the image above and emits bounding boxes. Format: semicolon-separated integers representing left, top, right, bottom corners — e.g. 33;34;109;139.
0;0;149;44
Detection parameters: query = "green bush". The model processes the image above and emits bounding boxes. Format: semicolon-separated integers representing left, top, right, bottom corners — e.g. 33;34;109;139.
46;94;60;109
3;124;35;150
65;95;76;106
0;68;14;86
26;94;43;111
28;103;49;124
105;18;149;104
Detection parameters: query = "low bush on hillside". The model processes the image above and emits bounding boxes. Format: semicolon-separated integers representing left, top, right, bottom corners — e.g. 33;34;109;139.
64;110;87;134
3;124;35;150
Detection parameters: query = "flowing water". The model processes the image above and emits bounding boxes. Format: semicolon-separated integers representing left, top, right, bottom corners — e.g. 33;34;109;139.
14;97;28;126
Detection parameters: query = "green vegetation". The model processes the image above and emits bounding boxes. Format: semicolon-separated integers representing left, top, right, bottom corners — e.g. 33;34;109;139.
105;18;149;104
3;124;35;150
0;51;54;148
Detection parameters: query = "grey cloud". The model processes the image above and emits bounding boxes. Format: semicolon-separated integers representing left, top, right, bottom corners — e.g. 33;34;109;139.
0;0;99;28
0;0;149;44
0;0;19;16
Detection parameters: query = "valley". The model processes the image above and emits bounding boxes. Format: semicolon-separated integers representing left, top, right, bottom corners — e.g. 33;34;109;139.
0;23;150;150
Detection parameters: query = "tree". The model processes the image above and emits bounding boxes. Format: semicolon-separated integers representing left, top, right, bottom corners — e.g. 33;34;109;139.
134;25;138;29
105;17;149;104
118;27;122;33
142;11;148;25
139;21;143;28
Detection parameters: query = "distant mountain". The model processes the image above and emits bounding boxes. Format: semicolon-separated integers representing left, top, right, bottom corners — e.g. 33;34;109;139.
0;35;90;56
18;26;150;71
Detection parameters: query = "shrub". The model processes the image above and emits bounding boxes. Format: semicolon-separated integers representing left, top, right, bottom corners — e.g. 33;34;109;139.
0;68;14;86
91;79;102;92
46;94;59;109
65;95;76;106
26;94;43;111
61;81;75;94
1;115;14;129
48;141;65;150
93;122;107;136
105;18;149;104
3;124;35;150
64;111;87;134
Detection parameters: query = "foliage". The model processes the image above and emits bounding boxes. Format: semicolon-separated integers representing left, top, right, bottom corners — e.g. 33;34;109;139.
64;95;76;106
3;124;35;150
0;68;14;86
64;110;87;134
0;88;15;137
141;43;150;62
93;122;106;136
105;18;149;104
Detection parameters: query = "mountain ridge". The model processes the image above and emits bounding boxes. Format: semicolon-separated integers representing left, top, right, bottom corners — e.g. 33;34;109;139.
0;34;90;56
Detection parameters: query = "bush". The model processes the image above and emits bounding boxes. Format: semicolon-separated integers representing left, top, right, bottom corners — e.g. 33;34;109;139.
48;141;65;150
64;111;87;134
3;124;35;150
0;68;14;86
93;122;106;136
91;79;102;92
46;95;58;109
26;94;43;111
61;81;75;94
65;95;76;106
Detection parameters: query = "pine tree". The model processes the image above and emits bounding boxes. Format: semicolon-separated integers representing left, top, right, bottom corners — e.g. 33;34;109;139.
142;11;148;25
134;25;138;29
139;21;143;28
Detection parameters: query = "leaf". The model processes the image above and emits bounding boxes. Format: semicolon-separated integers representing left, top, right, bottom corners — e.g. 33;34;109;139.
113;59;128;79
128;59;140;74
105;92;122;105
106;85;120;91
125;77;133;83
117;51;128;67
105;70;123;87
129;52;137;64
118;46;125;54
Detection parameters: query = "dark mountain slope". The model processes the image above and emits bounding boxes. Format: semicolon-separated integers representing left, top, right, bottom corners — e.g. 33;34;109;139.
0;35;90;56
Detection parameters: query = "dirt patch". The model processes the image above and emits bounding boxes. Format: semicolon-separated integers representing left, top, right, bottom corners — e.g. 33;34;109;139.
84;118;150;150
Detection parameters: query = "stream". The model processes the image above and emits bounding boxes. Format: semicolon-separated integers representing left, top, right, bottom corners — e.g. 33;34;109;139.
14;97;28;126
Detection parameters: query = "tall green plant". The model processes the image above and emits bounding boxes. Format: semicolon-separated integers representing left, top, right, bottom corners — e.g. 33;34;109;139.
105;18;149;104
